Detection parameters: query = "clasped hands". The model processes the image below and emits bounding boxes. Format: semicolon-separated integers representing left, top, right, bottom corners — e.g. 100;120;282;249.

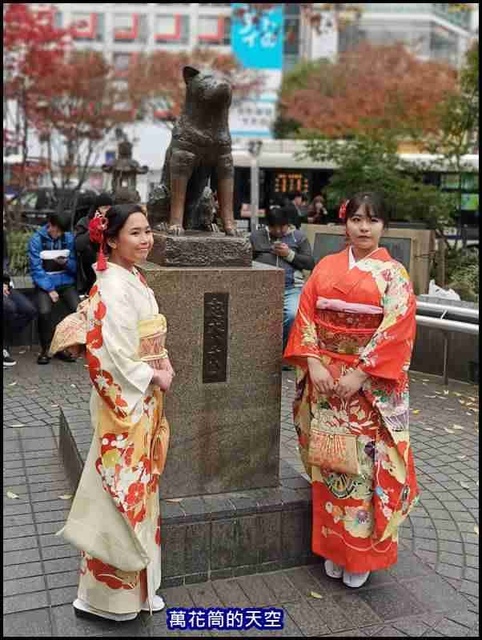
307;356;368;400
151;358;175;392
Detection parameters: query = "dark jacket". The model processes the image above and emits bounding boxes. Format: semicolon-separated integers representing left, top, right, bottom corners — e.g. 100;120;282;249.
74;214;97;294
28;225;77;292
249;227;315;287
3;234;12;287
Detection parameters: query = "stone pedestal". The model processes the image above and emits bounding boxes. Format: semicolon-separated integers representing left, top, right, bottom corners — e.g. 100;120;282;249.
140;261;285;499
150;231;252;268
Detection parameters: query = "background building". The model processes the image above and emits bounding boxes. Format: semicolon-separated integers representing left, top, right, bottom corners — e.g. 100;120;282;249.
8;3;478;198
337;3;475;68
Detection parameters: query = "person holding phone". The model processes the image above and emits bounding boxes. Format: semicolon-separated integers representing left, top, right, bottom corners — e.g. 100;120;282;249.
249;206;315;350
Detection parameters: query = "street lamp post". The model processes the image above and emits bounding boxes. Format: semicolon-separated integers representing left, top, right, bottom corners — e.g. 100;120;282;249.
248;139;263;232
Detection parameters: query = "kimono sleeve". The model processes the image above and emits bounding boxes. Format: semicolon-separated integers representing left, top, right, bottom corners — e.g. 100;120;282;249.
283;269;321;366
86;285;154;419
357;262;416;382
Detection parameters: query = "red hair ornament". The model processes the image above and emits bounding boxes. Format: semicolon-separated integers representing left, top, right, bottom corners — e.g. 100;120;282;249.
88;210;109;271
338;199;349;221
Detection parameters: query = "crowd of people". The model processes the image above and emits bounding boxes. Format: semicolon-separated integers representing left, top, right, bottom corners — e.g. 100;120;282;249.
3;188;142;367
4;187;419;622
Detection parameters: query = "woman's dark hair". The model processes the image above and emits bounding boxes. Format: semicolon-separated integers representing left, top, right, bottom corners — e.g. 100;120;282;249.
87;192;114;219
266;206;290;227
104;203;147;253
344;192;389;228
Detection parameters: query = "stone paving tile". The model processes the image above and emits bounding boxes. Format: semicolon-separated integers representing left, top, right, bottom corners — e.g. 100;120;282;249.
3;355;479;637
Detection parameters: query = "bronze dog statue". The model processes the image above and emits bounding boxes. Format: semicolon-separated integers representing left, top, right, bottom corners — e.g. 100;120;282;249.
147;66;240;236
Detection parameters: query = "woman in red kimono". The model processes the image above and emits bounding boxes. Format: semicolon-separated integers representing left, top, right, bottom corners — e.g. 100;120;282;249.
284;192;419;588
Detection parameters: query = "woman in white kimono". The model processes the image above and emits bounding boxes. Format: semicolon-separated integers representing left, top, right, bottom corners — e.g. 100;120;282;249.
56;203;174;622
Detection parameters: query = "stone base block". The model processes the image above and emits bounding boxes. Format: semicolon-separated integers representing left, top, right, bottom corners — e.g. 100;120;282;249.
140;261;285;498
150;231;252;267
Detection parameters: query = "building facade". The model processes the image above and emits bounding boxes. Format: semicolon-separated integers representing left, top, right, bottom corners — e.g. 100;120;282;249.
337;3;475;68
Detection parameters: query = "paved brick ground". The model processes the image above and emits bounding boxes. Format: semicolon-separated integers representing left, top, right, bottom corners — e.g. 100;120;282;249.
3;350;479;637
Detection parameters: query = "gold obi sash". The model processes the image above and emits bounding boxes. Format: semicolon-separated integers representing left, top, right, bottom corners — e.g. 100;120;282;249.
138;314;168;369
315;309;382;356
138;314;169;476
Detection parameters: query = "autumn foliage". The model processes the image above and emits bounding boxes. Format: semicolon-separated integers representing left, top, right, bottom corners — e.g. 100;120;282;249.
4;4;132;191
277;42;458;139
127;48;262;122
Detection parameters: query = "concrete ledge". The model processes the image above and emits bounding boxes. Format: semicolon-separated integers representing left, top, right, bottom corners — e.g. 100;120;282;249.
59;406;315;587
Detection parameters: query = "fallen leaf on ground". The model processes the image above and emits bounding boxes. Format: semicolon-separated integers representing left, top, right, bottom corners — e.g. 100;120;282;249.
71;384;77;388
412;410;421;415
166;498;183;502
424;427;434;431
452;424;464;430
459;481;470;489
422;379;430;382
8;381;17;386
424;395;436;399
59;494;73;500
474;525;479;536
310;591;323;599
9;423;25;428
445;408;455;412
453;392;462;397
456;455;467;460
6;491;19;499
468;396;477;402
51;404;59;408
443;390;449;395
434;391;442;395
459;400;466;405
19;350;26;354
444;428;455;434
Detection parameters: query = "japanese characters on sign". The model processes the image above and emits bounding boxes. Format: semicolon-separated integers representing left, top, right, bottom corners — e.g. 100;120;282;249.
231;3;284;70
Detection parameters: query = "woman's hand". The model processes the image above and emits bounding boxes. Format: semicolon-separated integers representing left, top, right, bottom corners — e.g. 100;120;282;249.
335;368;368;400
307;357;335;396
158;357;175;378
151;368;174;392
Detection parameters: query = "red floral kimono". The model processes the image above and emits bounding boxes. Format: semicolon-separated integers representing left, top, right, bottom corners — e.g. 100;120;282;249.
284;247;419;573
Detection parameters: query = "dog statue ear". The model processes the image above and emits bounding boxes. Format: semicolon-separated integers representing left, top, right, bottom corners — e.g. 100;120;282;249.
183;66;200;83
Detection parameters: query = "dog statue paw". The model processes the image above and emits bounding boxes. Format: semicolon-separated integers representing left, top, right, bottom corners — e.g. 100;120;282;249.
224;226;243;237
167;224;185;236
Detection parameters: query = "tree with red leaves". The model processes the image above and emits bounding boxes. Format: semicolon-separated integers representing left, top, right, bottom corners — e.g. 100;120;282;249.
3;3;71;205
4;3;131;202
126;48;263;125
31;50;131;191
276;42;458;140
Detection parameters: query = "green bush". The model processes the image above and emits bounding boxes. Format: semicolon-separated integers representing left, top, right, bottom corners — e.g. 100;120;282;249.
446;247;479;302
5;230;34;276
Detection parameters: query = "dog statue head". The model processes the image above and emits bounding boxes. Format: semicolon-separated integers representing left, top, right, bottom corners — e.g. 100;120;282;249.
183;66;232;109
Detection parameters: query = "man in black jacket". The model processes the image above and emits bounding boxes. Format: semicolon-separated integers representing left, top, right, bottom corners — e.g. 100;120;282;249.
250;206;315;351
3;235;37;366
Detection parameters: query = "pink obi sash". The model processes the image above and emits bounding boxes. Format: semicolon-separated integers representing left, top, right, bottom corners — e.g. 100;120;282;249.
314;297;383;356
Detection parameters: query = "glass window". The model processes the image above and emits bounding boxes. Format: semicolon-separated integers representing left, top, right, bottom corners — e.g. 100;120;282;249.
284;15;300;56
71;12;104;42
430;24;458;65
198;16;230;45
155;15;189;45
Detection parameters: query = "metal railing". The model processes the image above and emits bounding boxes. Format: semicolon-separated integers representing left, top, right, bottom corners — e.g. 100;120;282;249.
416;300;479;385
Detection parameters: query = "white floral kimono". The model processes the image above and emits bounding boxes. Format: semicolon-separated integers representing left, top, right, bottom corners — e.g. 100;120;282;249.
56;262;169;615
